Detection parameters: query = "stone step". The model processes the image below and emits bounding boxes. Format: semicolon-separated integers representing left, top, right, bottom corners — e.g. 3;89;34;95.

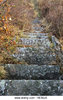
24;32;48;36
4;64;60;79
28;35;48;38
0;80;63;95
32;18;41;24
32;25;45;32
32;27;44;31
19;36;60;49
19;37;50;47
13;47;57;65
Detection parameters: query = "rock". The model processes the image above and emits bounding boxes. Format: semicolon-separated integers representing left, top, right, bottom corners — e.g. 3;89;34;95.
32;18;41;24
0;80;6;95
56;51;63;65
4;64;60;79
51;36;61;50
20;37;50;46
24;48;56;65
0;80;63;96
13;47;57;65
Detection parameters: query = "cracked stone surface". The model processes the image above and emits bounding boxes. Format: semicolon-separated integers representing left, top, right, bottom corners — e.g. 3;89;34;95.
0;80;63;96
13;46;57;65
4;64;60;80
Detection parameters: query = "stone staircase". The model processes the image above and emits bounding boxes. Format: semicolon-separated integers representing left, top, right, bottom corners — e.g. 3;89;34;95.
12;19;61;66
4;18;62;80
0;18;63;96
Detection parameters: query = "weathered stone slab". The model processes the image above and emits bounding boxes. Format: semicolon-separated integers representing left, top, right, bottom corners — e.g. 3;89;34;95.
1;80;63;96
27;34;48;38
4;64;60;79
20;37;50;47
24;49;56;65
13;47;57;65
27;33;48;36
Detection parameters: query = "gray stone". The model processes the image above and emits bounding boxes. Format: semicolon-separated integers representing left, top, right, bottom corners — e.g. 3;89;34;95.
0;80;63;96
20;37;50;46
13;47;57;65
0;80;6;95
4;64;60;79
